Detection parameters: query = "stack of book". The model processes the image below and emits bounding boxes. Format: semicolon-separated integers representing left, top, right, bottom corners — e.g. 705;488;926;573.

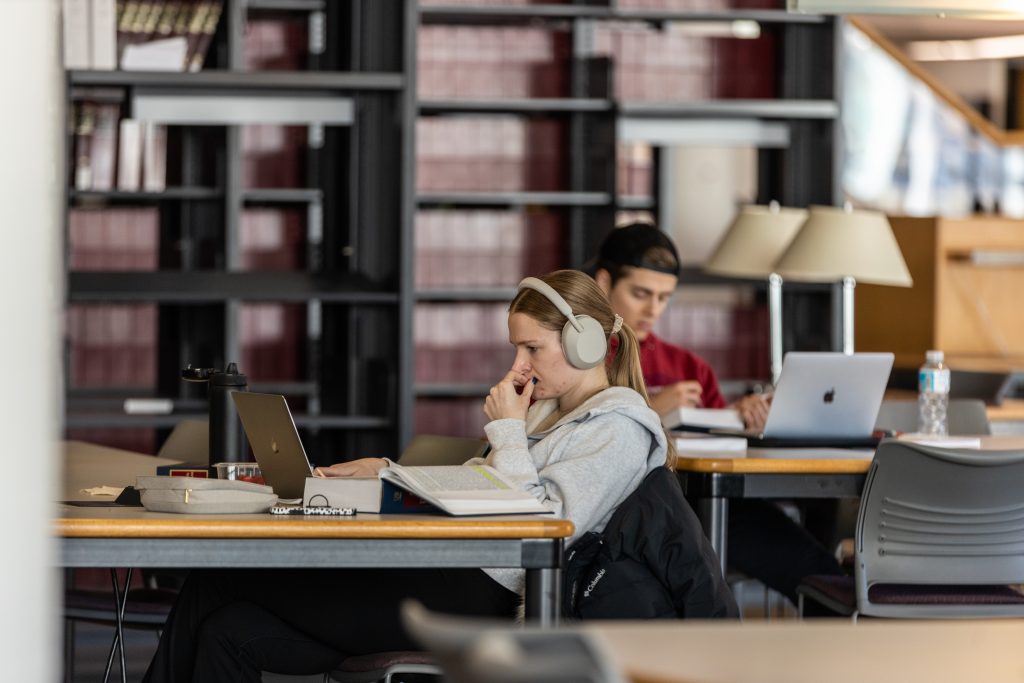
244;13;309;71
414;209;563;289
592;22;776;101
239;208;306;271
239;303;306;386
656;301;770;381
414;304;511;385
71;102;167;192
415;399;490;441
617;0;782;10
62;0;224;72
418;25;571;99
416;118;566;193
68;207;160;270
617;143;654;199
66;304;159;390
240;125;309;189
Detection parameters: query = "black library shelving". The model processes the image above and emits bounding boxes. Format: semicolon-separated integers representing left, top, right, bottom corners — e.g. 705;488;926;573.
412;0;843;430
63;0;416;463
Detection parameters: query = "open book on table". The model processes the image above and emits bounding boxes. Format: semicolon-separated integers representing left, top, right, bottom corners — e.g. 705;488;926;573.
303;463;552;516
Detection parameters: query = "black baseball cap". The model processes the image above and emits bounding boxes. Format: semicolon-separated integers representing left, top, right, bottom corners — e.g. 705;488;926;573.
591;223;681;277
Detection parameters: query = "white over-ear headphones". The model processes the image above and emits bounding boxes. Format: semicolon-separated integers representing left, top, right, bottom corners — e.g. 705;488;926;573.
516;277;607;369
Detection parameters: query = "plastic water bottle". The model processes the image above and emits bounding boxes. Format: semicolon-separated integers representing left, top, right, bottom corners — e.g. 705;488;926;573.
918;350;950;436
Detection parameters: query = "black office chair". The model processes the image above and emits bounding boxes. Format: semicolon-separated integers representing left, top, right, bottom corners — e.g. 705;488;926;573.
797;440;1024;619
399;600;625;683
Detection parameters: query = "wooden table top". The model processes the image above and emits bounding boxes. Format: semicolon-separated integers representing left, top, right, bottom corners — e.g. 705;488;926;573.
674;449;873;474
60;441;574;540
673;436;1024;474
988;399;1024;422
56;505;574;540
586;619;1024;683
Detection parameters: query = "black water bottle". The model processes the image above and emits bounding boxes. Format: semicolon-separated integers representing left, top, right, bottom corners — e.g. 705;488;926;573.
209;363;248;467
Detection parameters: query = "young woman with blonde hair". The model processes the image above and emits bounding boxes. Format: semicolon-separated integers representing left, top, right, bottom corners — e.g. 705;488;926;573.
143;270;676;682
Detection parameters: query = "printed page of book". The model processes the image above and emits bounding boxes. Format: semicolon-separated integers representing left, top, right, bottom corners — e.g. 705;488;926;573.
382;464;550;515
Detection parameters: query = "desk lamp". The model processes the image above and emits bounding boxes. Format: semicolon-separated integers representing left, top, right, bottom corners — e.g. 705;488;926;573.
705;202;808;385
772;204;912;355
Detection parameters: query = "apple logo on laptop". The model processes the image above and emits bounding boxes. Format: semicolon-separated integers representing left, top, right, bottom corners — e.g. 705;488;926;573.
823;388;836;404
271;440;279;453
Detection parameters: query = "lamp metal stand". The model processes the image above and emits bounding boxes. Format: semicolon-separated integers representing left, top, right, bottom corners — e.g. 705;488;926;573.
768;272;784;385
842;276;856;355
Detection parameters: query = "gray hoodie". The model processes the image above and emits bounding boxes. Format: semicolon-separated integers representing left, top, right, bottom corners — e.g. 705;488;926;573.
467;386;668;596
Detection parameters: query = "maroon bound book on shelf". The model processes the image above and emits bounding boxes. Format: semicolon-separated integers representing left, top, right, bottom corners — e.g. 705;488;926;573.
187;0;222;72
73;102;97;190
90;104;120;191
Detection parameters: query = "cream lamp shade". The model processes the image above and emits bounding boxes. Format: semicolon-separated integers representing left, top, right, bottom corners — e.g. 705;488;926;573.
772;205;913;287
705;204;808;278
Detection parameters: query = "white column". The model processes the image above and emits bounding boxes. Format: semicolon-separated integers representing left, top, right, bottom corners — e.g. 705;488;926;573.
768;272;784;385
0;1;62;680
842;276;856;355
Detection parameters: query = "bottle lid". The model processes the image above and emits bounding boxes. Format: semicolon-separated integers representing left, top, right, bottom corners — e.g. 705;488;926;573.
925;350;944;364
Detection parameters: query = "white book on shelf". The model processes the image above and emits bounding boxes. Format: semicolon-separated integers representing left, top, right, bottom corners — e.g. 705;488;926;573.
62;0;91;70
90;0;117;70
661;407;744;432
116;119;142;191
121;36;188;72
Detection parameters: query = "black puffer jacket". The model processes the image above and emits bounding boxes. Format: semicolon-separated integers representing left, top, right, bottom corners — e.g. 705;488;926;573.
562;465;738;620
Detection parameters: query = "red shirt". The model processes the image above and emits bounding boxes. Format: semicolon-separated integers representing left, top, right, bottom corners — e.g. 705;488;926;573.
611;333;726;409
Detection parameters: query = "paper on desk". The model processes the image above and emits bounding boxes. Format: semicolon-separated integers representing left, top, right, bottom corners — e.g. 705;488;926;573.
747;448;875;460
674;436;747;458
80;486;124;497
897;434;982;449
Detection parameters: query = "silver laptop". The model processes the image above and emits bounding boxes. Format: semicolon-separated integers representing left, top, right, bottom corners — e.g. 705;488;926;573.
232;392;313;499
714;352;894;446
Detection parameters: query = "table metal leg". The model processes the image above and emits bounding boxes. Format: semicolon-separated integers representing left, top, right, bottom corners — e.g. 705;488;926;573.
103;567;131;683
698;497;729;577
524;568;560;627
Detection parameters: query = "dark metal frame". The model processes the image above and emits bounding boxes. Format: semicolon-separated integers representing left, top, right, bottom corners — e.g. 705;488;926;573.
64;0;416;464
412;4;845;407
678;469;866;574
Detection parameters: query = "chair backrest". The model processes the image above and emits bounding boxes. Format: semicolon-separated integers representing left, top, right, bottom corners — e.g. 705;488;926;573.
157;419;209;461
874;399;991;436
855;440;1024;617
398;434;488;466
400;600;625;683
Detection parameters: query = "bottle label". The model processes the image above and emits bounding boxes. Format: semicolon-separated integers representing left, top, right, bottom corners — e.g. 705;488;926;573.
919;368;950;394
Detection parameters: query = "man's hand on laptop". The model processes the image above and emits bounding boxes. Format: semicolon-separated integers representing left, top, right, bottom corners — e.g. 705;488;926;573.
650;381;703;415
314;458;389;478
733;393;771;432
